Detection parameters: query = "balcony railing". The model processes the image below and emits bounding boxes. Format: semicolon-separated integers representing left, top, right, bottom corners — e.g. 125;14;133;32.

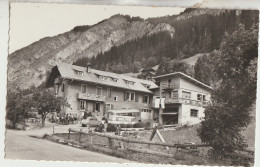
161;83;175;91
165;97;209;107
152;97;209;108
78;93;106;102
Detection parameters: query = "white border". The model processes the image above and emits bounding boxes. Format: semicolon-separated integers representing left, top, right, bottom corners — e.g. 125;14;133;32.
0;1;259;167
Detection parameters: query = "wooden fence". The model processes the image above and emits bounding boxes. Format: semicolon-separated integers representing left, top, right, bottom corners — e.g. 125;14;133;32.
67;128;255;162
68;128;209;158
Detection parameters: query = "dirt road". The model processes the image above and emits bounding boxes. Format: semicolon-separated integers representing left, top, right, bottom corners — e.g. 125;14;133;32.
5;129;133;163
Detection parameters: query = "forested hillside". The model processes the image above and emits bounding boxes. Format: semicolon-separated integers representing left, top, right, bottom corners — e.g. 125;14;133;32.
8;8;258;90
73;9;258;75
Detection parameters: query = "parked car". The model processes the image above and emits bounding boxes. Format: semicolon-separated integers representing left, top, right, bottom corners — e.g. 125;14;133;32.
81;117;101;127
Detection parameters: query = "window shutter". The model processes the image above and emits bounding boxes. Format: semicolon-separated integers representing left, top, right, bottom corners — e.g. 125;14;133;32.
124;92;127;101
111;104;114;110
135;94;139;102
143;95;145;103
93;102;96;112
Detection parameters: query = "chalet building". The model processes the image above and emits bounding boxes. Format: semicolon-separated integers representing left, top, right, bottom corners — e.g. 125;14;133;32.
46;63;158;122
46;63;212;125
152;72;213;125
140;67;156;81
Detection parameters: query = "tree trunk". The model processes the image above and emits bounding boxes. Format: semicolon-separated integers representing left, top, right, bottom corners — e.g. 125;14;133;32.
12;114;17;129
42;114;46;127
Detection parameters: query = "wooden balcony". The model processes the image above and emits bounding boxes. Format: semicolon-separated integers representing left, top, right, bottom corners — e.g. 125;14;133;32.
77;93;106;102
165;97;209;107
161;83;175;91
152;97;209;108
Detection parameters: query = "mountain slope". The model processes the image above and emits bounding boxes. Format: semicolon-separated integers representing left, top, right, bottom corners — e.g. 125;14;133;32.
8;15;175;89
8;9;258;90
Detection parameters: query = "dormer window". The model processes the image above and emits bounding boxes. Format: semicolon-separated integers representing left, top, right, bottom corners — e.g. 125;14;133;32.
124;80;135;86
100;76;108;81
111;77;118;83
74;70;84;76
142;83;151;89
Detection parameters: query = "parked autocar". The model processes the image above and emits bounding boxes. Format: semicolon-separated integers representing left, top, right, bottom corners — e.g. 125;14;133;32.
107;109;140;125
81;117;101;127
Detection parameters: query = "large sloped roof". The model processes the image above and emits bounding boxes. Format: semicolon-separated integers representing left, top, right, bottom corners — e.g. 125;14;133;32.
153;72;213;90
47;63;158;94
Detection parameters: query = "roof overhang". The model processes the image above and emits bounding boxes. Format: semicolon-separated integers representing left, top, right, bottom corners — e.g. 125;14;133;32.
153;72;214;91
47;65;154;94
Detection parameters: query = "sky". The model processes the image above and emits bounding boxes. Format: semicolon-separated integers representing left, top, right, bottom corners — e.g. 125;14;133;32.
9;3;185;53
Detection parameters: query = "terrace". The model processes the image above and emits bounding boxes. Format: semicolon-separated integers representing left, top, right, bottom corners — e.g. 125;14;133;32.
77;93;106;102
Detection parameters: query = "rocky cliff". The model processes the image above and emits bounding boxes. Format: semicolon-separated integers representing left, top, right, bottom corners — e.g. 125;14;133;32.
8;14;175;89
8;8;258;90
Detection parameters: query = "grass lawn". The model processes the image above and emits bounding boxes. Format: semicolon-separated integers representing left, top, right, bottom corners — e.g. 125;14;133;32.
139;124;201;144
44;105;256;166
46;128;231;166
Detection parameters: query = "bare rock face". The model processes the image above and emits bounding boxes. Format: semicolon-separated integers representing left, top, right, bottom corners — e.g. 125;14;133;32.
8;15;175;90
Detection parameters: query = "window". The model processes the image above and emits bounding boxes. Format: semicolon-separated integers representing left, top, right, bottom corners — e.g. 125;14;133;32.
81;84;87;94
95;103;100;112
172;91;178;98
114;96;118;101
124;80;135;86
203;95;206;101
111;77;118;83
96;86;102;96
157;81;160;86
55;84;59;94
168;79;172;84
143;95;149;104
125;92;135;101
197;94;202;101
74;70;84;76
80;100;86;111
106;103;113;111
130;92;135;101
190;109;198;117
161;92;166;98
99;76;107;80
61;83;65;92
107;88;112;98
142;83;151;89
142;109;152;113
182;91;191;99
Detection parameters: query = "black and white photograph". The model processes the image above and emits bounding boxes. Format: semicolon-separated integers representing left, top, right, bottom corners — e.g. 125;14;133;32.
2;1;259;166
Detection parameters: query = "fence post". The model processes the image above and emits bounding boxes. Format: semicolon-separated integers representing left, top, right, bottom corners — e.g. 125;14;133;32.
79;129;82;143
90;133;93;144
108;137;115;149
68;128;71;139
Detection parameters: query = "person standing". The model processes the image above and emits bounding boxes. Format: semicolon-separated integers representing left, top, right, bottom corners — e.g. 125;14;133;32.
104;114;108;133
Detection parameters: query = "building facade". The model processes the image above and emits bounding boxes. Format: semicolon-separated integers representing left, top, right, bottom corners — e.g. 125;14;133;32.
152;72;213;125
46;63;157;122
47;64;213;125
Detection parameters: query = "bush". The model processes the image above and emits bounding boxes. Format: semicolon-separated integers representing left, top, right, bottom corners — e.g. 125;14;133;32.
107;124;117;132
144;122;152;130
133;122;145;128
174;152;187;161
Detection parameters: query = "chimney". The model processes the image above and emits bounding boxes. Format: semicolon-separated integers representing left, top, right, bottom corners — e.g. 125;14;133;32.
87;63;91;73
